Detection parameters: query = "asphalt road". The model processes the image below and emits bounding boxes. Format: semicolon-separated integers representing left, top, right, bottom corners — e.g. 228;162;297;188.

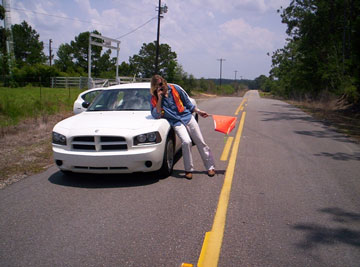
1;91;359;267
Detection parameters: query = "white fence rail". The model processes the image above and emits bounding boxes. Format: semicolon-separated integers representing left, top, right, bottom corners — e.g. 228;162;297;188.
51;76;151;89
51;77;89;89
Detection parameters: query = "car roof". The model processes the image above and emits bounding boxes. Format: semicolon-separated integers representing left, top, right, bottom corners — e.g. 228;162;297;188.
87;82;186;93
103;82;151;90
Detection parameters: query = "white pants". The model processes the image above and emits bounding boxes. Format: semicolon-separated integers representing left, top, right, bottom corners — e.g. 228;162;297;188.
174;116;215;173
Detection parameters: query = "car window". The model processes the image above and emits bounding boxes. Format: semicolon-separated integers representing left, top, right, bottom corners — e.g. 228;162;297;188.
82;90;102;103
87;89;151;111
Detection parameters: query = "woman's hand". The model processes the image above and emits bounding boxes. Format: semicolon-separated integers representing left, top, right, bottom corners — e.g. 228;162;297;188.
196;108;209;118
157;88;163;99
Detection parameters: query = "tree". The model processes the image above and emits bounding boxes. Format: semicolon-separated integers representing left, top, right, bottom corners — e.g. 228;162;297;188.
271;0;360;103
117;61;135;77
54;31;92;75
54;43;75;72
0;5;5;20
129;41;177;79
12;21;46;67
97;49;114;77
71;31;103;75
55;30;119;77
0;4;8;77
254;75;270;91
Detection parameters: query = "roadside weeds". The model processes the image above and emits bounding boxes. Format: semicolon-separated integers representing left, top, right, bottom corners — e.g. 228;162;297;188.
0;112;72;189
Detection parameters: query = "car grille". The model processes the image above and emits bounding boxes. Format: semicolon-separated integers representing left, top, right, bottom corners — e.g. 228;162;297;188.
74;166;128;170
71;136;127;151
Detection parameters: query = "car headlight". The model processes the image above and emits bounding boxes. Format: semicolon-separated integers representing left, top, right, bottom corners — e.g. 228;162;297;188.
133;131;162;145
52;131;67;145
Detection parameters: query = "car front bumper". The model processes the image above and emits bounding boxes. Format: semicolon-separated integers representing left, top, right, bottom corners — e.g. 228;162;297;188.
53;144;165;174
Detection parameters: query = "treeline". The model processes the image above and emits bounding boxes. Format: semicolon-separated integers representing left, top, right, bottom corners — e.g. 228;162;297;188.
0;3;259;96
258;0;360;105
0;19;187;88
0;6;251;95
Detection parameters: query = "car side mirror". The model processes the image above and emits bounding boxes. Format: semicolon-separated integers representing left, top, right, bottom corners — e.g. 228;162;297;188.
82;101;90;108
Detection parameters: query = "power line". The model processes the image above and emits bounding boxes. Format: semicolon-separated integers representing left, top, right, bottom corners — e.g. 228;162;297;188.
115;16;157;39
10;7;114;27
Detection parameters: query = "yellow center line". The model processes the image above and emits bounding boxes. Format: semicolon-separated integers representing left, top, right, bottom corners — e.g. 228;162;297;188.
220;137;234;161
197;111;247;267
234;98;247;115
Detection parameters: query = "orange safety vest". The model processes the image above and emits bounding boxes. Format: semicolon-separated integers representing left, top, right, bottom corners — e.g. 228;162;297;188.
151;84;185;115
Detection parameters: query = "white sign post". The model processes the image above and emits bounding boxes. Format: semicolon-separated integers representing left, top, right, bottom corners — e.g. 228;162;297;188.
88;33;121;84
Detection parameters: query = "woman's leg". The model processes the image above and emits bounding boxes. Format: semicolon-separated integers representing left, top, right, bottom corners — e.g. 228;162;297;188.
174;123;193;172
186;116;215;171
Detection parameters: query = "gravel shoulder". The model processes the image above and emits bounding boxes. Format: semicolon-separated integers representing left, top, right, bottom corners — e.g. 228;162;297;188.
0;112;72;189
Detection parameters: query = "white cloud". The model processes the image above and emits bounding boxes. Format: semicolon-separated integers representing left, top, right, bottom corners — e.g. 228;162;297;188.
186;0;288;14
219;18;276;51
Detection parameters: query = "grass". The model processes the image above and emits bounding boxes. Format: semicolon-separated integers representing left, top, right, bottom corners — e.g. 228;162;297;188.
0;86;83;188
0;86;82;131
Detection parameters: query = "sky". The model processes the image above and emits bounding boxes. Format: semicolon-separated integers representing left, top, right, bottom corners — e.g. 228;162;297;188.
9;0;291;80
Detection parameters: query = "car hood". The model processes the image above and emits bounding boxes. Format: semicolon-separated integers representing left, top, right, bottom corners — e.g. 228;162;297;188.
54;111;163;132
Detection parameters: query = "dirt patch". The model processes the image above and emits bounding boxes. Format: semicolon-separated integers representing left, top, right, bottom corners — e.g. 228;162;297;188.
0;112;72;189
195;92;217;98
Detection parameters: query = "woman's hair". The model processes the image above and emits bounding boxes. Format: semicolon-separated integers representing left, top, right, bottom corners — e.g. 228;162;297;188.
150;75;167;97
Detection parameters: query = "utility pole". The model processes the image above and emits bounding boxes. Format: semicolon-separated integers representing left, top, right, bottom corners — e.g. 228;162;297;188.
234;70;238;81
217;58;226;89
3;0;15;73
49;39;53;66
155;0;168;74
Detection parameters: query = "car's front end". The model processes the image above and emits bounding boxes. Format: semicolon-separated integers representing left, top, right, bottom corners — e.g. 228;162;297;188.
53;111;171;174
53;83;195;175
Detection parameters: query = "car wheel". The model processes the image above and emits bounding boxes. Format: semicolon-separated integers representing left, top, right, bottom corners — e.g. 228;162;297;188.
159;136;174;177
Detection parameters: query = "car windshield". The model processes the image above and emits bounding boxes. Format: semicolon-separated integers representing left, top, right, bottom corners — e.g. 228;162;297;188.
87;88;151;111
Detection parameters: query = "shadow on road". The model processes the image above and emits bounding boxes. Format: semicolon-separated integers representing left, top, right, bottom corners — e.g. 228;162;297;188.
313;151;360;161
260;109;357;145
48;171;161;189
291;207;360;249
48;151;185;188
294;130;357;144
260;110;318;123
171;169;226;179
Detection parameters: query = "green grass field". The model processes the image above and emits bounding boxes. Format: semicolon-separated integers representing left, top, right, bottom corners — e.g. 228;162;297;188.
0;86;83;128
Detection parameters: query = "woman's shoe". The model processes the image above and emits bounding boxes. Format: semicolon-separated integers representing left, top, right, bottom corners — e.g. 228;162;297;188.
185;172;193;179
207;169;216;177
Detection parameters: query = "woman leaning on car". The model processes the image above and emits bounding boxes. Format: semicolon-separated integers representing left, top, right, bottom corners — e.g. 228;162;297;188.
150;75;215;180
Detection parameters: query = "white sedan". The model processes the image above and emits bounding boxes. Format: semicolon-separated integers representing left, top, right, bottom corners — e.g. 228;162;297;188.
73;88;103;114
52;82;196;176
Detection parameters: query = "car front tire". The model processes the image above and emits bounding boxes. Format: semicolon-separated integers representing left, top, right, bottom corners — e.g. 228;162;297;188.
159;135;174;177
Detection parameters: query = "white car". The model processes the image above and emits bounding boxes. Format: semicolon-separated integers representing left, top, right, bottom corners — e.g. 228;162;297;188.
73;88;103;114
53;82;197;176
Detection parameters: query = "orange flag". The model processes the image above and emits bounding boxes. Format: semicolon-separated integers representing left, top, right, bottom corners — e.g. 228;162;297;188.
212;115;237;134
